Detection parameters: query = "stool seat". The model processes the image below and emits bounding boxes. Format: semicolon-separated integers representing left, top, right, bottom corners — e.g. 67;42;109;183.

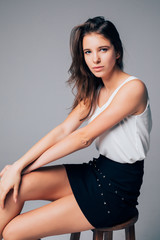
70;214;138;240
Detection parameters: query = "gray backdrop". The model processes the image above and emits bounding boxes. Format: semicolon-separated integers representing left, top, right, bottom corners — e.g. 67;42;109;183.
0;0;159;239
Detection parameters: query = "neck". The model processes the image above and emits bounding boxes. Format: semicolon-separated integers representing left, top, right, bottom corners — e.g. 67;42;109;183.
102;67;128;91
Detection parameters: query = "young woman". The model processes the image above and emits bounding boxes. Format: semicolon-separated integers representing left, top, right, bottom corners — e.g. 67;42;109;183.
0;16;152;240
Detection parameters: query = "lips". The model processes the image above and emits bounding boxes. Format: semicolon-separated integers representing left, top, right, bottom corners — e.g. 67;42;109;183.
92;66;104;72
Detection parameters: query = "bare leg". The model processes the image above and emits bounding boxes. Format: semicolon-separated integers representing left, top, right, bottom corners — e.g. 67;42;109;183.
0;189;24;236
1;165;93;239
3;194;93;240
0;165;71;238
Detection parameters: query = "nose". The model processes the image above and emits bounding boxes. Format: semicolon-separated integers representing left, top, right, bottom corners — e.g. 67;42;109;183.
92;52;101;64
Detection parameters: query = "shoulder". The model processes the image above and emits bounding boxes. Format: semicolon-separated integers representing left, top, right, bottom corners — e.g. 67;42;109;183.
123;78;146;92
118;78;148;101
113;78;148;115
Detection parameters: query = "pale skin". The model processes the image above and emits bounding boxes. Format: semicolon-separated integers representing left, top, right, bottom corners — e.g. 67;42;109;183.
0;33;148;240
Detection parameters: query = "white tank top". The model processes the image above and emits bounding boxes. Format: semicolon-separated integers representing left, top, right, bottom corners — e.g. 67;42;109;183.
88;76;152;163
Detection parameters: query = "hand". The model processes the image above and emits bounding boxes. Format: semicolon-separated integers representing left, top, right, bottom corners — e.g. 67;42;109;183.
0;165;11;178
0;163;21;209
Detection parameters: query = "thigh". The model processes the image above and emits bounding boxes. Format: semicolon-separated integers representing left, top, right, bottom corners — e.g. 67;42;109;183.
3;194;94;240
19;165;72;202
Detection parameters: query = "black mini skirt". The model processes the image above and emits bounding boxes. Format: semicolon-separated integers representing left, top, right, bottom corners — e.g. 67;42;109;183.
64;155;144;228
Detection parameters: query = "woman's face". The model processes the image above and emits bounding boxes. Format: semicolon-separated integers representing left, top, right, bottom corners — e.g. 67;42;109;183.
83;33;119;79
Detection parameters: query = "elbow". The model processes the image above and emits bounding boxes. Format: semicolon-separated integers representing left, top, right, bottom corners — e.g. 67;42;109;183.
79;130;93;148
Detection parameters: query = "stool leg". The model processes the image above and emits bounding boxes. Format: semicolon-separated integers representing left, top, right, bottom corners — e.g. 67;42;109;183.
70;232;81;240
93;230;103;240
104;231;113;240
125;225;135;240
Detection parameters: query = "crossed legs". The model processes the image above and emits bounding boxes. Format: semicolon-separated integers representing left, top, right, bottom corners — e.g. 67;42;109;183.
0;165;93;240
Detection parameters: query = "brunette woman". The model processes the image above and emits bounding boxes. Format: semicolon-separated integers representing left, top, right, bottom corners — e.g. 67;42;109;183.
0;16;152;240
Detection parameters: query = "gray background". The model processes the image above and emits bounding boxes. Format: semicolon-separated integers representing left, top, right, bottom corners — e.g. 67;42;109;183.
0;0;159;239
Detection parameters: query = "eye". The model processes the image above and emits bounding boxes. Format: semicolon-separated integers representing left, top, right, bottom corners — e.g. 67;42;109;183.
84;50;91;55
100;48;108;52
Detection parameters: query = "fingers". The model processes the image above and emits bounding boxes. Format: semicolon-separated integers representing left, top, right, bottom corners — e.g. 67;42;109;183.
13;184;19;203
0;165;20;208
0;196;5;209
0;183;19;208
0;166;11;208
0;185;8;209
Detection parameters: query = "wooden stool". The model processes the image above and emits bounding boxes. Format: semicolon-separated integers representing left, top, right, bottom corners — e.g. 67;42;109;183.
70;214;138;240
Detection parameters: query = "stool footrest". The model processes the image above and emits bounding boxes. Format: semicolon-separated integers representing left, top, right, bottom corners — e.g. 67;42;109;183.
70;232;81;240
70;215;138;240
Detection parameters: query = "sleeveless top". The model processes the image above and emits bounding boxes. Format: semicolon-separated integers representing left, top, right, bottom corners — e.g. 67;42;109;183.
88;76;152;164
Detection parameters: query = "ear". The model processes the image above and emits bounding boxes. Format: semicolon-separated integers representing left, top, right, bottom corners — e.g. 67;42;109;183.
116;52;120;59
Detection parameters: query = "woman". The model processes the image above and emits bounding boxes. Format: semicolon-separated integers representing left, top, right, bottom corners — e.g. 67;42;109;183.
0;16;152;240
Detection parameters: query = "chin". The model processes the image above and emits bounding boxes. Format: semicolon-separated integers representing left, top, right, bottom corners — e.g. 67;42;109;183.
93;72;105;78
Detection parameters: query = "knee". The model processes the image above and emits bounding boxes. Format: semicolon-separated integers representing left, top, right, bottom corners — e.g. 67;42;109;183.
2;225;10;240
2;223;17;240
2;219;27;240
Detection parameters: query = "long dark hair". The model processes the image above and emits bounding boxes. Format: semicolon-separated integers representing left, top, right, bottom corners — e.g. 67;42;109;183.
67;16;124;120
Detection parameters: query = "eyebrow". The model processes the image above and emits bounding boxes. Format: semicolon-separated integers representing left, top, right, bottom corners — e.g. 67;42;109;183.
83;45;110;51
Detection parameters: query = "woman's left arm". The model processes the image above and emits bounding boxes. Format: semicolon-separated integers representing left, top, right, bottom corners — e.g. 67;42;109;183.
25;79;147;171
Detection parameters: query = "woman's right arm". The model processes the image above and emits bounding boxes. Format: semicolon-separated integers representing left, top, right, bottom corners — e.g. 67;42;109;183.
1;101;88;176
0;101;88;208
19;108;85;173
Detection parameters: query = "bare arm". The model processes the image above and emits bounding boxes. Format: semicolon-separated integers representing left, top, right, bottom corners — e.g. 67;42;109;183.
22;128;90;172
18;101;89;172
22;79;148;172
0;80;147;208
0;101;88;208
